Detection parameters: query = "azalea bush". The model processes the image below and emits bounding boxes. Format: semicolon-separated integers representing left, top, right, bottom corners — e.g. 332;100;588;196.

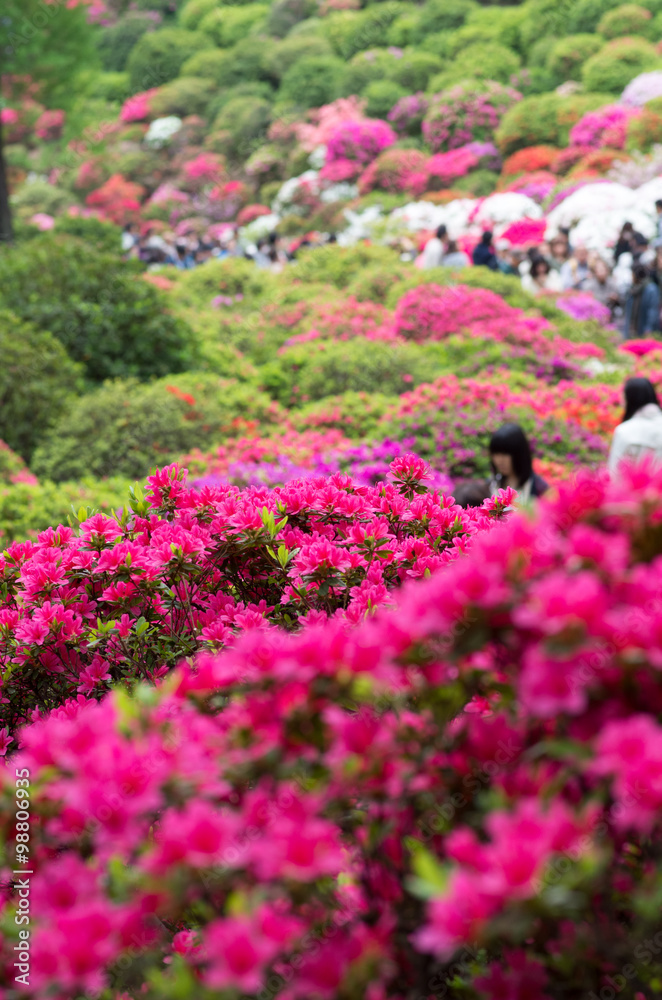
5;466;662;997
422;80;522;152
0;458;509;731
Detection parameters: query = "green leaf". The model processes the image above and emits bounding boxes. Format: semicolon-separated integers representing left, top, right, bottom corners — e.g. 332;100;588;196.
406;840;449;896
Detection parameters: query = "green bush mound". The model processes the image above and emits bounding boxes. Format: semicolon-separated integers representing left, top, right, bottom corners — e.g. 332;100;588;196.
0;235;195;383
30;374;277;482
97;11;156;72
291;391;397;438
582;36;662;93
0;477;134;544
495;91;614;154
126;28;212;93
0;310;82;462
258;339;439;407
546;34;604;84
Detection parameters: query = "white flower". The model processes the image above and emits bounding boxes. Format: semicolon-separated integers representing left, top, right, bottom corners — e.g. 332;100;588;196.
272;170;320;214
144;116;183;148
320;182;358;204
238;212;281;242
474;192;542;226
308;145;327;169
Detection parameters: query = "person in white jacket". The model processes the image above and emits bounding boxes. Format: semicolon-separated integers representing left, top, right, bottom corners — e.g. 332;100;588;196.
608;377;662;476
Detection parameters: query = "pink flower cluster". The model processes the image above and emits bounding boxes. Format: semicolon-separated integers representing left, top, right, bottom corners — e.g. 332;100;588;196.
119;88;159;123
326;118;396;166
5;466;662;996
34;109;65;141
393;284;605;361
569;103;641;150
0;461;507;731
423;81;522;152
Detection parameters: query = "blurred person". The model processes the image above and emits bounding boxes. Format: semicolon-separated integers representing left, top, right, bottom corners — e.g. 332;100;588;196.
253;238;271;269
521;255;562;295
495;238;518;275
420;224;448;269
631;231;654;267
650;244;662;287
560;243;590;291
452;480;490;508
614;222;634;262
174;243;195;269
442;239;471;268
121;222;138;255
584;257;620;315
623;263;660;339
472;230;498;271
548;234;570;271
656;200;662;240
488;423;548;501
608;377;662;476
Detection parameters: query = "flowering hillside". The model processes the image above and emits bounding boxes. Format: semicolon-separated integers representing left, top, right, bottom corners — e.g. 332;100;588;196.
7;0;662;249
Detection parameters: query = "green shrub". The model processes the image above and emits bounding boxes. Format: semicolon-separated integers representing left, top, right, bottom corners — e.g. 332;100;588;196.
454;169;499;196
149;76;216;117
464;4;528;54
0;235;194;383
126;28;212;93
176;256;277;306
363;80;408;118
267;0;317;36
0;311;82;461
53;215;122;255
261;35;333;81
212;96;272;159
88;71;131;102
185;38;272;91
598;2;656;36
566;0;627;32
546;35;604;84
180;48;233;81
495;91;613;154
31;374;276;482
387;12;423;47
280;55;344;108
323;11;365;57
389;51;444;91
259;339;436;407
97;12;156;72
340;49;401;97
432;42;520;90
412;0;477;40
199;4;268;46
10;180;74;220
346;262;413;302
179;0;219;30
287;244;397;288
292;391;396;438
340;4;410;59
582;37;661;93
0;477;134;544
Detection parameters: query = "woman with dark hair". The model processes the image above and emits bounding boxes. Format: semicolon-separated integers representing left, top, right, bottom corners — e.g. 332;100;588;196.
623;264;660;339
472;231;498;271
608;377;662;475
488;423;549;501
521;255;562;295
614;222;635;262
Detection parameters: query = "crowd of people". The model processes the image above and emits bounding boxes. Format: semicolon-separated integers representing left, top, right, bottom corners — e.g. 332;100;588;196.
421;206;662;340
122;199;662;341
121;224;336;271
